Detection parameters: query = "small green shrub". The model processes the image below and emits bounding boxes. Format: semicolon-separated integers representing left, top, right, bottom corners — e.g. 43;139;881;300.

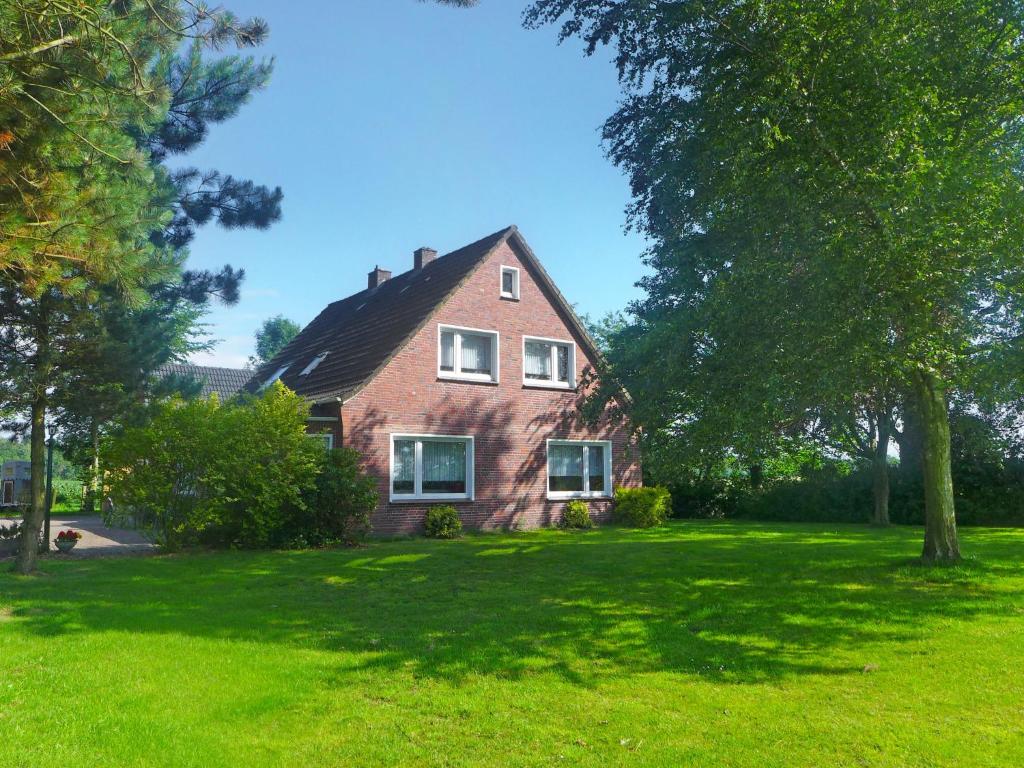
560;499;593;529
614;486;671;528
424;505;462;539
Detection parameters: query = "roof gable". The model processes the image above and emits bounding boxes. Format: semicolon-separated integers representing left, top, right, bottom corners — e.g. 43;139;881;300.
248;226;608;403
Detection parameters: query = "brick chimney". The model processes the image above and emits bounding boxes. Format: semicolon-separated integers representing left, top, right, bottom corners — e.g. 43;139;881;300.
367;265;392;289
414;247;437;270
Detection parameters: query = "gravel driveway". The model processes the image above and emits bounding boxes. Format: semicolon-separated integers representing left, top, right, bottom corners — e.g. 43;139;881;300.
1;515;156;559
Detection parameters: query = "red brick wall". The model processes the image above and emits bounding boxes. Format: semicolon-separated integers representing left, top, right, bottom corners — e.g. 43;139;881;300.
340;240;641;535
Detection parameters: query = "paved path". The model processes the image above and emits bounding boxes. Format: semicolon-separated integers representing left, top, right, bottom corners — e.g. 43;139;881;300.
0;515;156;559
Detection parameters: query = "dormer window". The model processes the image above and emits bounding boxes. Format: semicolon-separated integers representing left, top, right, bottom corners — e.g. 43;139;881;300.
500;265;520;300
260;364;289;390
523;337;575;388
438;325;499;383
300;352;328;376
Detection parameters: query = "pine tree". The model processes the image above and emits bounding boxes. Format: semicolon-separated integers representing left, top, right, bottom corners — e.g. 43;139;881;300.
1;2;275;574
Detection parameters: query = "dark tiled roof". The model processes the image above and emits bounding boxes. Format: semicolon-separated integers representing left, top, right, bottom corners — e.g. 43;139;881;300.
247;225;605;403
247;227;515;401
156;363;252;399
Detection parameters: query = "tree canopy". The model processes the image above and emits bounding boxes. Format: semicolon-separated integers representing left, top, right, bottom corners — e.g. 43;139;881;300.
251;315;301;368
528;0;1024;561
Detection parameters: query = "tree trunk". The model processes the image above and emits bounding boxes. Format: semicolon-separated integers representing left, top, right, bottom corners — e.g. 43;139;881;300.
13;396;47;574
83;420;100;515
912;370;960;563
896;392;924;480
871;422;891;526
13;297;51;575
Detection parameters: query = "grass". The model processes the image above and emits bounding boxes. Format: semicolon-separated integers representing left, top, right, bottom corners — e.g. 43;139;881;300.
1;521;1022;767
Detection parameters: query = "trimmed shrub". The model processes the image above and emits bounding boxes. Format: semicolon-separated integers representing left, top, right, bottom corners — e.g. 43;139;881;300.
614;486;671;528
424;505;462;539
560;499;593;530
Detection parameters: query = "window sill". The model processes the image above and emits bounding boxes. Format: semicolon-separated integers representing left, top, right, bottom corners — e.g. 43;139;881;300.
523;381;575;391
438;374;499;385
499;294;520;301
547;492;612;501
390;494;473;503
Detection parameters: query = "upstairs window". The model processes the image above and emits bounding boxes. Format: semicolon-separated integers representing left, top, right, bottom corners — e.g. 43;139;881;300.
260;364;289;390
300;352;328;376
438;325;499;383
547;440;611;499
391;434;474;501
500;265;520;300
523;337;575;388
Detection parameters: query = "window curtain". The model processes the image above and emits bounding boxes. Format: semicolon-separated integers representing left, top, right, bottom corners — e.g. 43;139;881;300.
525;341;551;379
588;445;605;492
422;440;466;493
460;333;491;374
440;331;455;371
557;345;570;383
549;444;584;492
393;439;415;493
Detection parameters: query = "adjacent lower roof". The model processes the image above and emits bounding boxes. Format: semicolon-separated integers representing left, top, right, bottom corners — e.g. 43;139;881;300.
245;225;603;403
156;363;252;399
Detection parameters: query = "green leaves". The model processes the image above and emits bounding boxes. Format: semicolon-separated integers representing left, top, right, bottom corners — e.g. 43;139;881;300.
251;315;301;368
102;383;323;550
534;0;1024;466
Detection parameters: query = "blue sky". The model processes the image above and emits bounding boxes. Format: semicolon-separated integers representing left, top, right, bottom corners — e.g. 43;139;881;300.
182;1;648;368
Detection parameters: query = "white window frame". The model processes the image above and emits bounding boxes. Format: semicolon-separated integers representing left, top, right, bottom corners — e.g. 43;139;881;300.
546;439;613;500
260;364;289;390
300;352;328;376
522;336;576;389
389;434;475;502
307;432;334;451
437;324;500;383
500;265;520;300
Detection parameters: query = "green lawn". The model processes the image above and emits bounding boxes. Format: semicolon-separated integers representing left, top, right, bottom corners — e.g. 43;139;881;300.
1;522;1022;767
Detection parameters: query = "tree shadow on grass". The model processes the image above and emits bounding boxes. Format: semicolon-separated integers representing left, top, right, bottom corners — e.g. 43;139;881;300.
2;523;1022;688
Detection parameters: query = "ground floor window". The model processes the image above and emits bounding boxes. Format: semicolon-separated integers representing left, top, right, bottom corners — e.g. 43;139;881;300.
307;433;334;451
391;434;474;501
547;440;612;499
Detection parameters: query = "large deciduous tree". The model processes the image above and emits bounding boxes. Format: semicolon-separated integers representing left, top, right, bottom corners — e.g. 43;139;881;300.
250;315;301;368
528;0;1024;562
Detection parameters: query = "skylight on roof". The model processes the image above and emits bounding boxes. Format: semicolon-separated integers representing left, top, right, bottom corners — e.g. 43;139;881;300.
300;352;328;376
260;365;289;390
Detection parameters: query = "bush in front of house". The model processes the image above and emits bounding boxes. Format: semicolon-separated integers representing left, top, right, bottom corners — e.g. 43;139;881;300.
291;447;379;547
102;383;324;550
424;505;462;539
560;499;593;529
614;486;671;528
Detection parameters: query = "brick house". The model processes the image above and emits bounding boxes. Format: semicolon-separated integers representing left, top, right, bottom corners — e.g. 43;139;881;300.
248;226;640;534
